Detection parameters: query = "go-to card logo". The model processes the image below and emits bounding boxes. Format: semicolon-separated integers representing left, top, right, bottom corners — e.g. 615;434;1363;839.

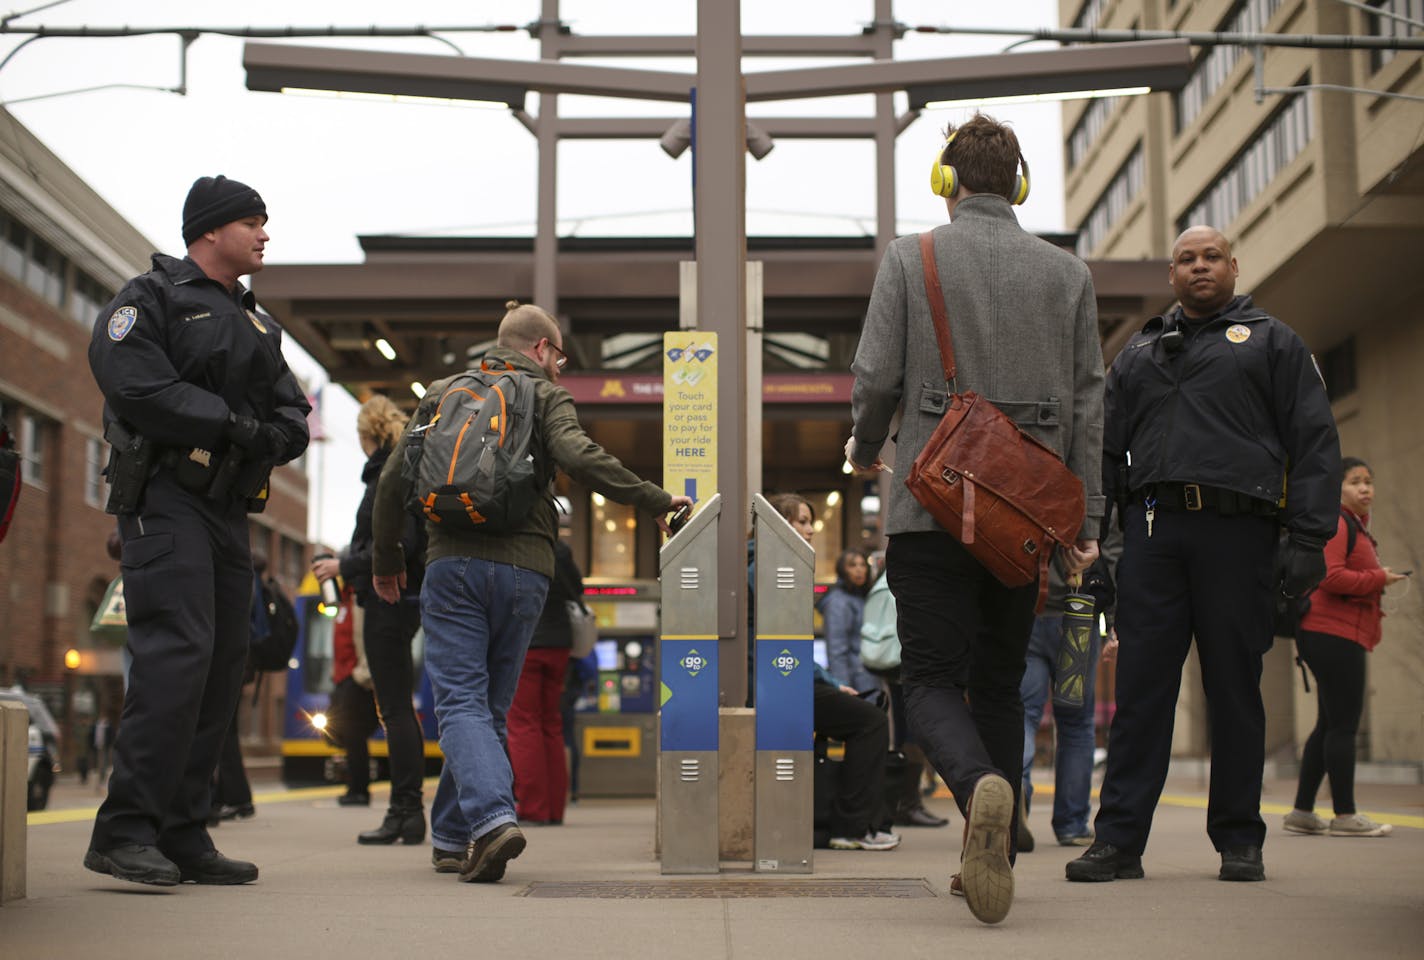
679;649;707;678
771;649;800;677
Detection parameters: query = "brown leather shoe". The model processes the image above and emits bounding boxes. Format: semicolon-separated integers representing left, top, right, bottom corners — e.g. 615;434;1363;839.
459;823;526;883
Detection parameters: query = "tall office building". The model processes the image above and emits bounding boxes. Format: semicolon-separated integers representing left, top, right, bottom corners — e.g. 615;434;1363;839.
1062;0;1423;773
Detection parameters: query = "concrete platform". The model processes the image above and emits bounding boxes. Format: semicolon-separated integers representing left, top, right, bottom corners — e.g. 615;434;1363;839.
6;772;1422;958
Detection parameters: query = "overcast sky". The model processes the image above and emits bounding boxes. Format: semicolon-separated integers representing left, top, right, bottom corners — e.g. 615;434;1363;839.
1;0;1072;547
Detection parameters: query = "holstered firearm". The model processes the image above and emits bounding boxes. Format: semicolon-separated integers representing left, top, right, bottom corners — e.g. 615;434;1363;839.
207;448;273;513
103;420;155;515
206;447;245;502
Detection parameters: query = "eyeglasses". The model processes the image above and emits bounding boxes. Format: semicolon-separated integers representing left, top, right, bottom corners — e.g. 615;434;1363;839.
545;339;569;369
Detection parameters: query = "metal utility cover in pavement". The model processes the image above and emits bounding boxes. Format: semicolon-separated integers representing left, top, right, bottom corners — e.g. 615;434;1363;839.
518;878;937;899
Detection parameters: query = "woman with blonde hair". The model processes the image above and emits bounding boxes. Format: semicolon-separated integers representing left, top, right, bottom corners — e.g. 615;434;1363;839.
312;393;428;845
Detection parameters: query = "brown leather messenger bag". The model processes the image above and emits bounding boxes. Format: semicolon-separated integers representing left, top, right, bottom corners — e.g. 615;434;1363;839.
903;231;1086;609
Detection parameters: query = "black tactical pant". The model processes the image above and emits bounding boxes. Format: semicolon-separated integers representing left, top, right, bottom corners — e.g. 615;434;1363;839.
90;470;252;861
1093;502;1276;856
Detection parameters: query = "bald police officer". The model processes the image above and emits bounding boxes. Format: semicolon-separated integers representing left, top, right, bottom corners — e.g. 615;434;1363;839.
84;176;310;886
1067;225;1340;885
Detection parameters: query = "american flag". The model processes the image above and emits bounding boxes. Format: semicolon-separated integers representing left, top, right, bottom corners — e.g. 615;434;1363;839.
306;385;327;442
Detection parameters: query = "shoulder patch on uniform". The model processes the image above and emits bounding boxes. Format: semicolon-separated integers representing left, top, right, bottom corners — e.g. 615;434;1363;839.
107;305;138;341
1225;323;1251;344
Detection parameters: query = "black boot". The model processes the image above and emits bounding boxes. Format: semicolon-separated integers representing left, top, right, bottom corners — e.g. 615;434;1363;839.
357;805;426;845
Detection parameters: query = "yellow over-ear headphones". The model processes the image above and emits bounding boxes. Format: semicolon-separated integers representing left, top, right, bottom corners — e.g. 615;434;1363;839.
930;131;1031;205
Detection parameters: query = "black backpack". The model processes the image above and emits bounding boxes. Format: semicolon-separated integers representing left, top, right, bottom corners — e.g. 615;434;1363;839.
250;577;298;672
1273;513;1359;639
402;361;543;532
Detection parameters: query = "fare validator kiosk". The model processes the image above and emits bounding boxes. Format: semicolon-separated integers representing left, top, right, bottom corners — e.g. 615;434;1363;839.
752;493;814;873
657;493;721;874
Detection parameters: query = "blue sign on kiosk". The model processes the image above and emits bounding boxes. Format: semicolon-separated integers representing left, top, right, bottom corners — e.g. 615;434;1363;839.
661;640;718;752
754;641;813;752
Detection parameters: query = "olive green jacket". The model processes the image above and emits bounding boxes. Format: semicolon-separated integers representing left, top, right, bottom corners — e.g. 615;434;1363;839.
371;347;672;580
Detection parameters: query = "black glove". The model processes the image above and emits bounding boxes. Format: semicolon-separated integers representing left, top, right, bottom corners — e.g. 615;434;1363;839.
258;423;287;460
226;413;285;459
1083;558;1116;612
226;413;261;449
1279;534;1327;598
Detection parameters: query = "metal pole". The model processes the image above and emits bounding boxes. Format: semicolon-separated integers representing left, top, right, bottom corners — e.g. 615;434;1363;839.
694;0;748;709
534;0;560;316
873;0;898;259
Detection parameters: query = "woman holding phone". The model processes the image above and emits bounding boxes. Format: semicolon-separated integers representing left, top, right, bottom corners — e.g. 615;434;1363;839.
1284;457;1407;838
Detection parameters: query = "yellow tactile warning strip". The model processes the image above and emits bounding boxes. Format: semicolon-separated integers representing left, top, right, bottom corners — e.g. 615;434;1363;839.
28;781;397;827
930;784;1424;831
30;779;1423;830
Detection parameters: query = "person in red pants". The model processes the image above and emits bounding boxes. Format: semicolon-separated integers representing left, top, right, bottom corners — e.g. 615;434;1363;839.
509;539;585;824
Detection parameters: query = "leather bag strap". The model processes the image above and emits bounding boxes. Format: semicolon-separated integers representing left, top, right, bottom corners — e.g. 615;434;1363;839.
918;231;957;387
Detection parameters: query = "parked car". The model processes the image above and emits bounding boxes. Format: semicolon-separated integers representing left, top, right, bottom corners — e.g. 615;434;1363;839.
0;687;60;811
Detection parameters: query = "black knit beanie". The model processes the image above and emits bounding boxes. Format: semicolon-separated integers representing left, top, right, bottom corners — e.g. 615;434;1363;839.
181;175;267;246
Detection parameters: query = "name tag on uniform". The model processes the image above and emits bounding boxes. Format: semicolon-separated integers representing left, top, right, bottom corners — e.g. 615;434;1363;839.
184;312;212;322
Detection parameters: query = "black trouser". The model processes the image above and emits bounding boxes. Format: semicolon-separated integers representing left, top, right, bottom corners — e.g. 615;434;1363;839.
363;598;424;809
813;684;889;838
885;680;930;814
212;698;252;807
887;531;1034;850
1094;503;1276;856
330;676;379;794
91;471;251;861
1293;629;1367;816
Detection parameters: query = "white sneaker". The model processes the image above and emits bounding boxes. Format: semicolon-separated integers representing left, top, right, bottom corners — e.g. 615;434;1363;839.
866;830;901;850
1328;813;1393;837
829;831;900;851
1283;809;1328;835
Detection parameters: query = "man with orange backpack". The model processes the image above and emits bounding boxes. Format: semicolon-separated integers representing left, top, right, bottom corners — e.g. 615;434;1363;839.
370;300;690;884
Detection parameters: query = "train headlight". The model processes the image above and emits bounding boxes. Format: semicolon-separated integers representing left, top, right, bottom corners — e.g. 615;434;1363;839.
311;712;328;732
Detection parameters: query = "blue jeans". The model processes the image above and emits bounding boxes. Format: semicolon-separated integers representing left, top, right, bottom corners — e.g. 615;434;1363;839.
423;556;549;852
1021;612;1099;841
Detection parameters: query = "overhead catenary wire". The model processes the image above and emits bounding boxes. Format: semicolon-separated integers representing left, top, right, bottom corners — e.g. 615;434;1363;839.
907;22;1424;52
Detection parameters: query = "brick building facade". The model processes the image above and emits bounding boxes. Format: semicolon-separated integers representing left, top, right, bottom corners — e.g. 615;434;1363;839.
0;106;311;765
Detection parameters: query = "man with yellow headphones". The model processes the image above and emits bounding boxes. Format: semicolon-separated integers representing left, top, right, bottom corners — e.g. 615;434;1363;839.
845;113;1105;925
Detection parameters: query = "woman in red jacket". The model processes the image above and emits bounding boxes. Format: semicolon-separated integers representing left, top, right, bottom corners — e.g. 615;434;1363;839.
1285;457;1407;838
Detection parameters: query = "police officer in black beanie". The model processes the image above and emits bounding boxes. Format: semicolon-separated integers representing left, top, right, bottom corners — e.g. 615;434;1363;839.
84;175;310;887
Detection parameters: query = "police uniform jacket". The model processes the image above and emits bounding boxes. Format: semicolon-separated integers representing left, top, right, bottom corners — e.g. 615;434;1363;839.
371;347;672;581
1102;294;1338;542
850;195;1106;539
89;253;310;462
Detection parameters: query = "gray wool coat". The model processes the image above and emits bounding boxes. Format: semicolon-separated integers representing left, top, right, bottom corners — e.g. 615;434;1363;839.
849;194;1106;540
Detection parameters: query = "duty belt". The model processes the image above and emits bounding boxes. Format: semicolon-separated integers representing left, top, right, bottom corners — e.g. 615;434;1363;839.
1135;482;1278;517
